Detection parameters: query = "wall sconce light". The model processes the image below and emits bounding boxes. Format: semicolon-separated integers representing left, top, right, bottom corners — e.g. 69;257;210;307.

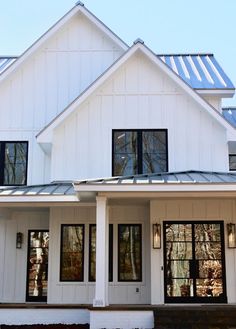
153;223;161;249
227;223;236;248
16;232;23;249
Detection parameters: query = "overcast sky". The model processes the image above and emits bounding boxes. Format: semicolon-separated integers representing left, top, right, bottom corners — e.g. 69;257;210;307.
0;0;235;106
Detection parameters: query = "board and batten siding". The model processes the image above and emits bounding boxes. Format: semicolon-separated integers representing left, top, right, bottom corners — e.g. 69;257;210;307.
48;205;150;305
0;210;49;303
0;13;124;185
51;52;228;181
150;198;236;304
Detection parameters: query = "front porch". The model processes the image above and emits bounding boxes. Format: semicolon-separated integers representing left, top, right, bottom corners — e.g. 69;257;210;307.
1;304;236;329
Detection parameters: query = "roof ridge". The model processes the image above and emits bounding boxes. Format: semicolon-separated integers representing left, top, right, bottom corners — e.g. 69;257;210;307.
157;53;214;57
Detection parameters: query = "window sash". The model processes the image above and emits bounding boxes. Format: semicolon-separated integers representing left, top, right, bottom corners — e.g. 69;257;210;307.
118;224;142;282
0;141;28;185
112;130;168;176
60;224;85;282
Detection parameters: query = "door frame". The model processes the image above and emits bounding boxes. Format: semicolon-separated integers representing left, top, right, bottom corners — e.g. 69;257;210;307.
26;230;49;302
163;220;227;304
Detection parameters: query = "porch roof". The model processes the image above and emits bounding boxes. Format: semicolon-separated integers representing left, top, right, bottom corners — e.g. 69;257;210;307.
76;170;236;185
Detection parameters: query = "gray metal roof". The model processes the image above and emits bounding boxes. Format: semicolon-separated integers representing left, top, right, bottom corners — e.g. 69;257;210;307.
222;107;236;127
0;181;75;196
0;57;17;74
157;54;235;90
77;170;236;185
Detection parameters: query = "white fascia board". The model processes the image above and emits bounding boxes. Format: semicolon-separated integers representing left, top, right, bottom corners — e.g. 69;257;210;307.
197;89;235;97
37;42;236;143
0;4;128;84
74;183;236;193
0;195;79;203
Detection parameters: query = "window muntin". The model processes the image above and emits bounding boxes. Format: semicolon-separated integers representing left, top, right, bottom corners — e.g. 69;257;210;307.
89;224;113;282
113;130;167;176
0;141;28;185
60;225;84;281
118;224;142;282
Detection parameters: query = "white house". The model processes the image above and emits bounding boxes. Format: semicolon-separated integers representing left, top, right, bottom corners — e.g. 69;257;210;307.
0;2;236;328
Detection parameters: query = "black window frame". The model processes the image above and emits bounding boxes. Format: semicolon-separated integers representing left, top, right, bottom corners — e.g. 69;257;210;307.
88;224;113;282
0;141;28;186
112;129;168;176
60;224;85;282
118;224;142;282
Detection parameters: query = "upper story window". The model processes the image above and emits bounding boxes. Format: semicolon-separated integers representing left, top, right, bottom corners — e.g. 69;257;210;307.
0;142;28;186
229;154;236;171
112;129;168;176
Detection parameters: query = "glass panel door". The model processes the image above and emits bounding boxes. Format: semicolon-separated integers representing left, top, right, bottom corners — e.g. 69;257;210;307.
26;231;49;302
164;221;227;303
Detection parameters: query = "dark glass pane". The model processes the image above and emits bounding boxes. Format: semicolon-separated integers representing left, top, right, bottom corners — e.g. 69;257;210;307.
196;279;223;297
142;131;167;173
4;142;27;185
118;224;142;281
113;154;137;176
27;231;49;299
167;279;193;297
61;225;84;281
113;131;138;175
89;224;113;282
195;242;221;259
229;155;236;171
167;260;190;278
166;224;192;241
195;224;221;242
198;260;222;279
166;242;192;260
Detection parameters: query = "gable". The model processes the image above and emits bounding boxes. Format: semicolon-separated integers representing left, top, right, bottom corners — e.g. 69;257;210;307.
0;4;127;131
37;43;236;144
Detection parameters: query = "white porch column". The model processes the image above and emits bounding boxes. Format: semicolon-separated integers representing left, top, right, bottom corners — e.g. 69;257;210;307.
93;196;109;307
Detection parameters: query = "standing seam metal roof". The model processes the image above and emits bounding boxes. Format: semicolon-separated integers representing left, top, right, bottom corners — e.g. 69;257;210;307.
222;108;236;128
157;54;234;90
0;57;17;74
76;171;236;185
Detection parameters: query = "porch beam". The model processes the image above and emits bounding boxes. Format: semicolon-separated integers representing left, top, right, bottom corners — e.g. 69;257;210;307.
93;196;109;307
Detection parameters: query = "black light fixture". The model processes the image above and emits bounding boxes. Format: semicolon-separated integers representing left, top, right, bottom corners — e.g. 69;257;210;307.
227;223;236;248
16;232;23;249
153;223;161;249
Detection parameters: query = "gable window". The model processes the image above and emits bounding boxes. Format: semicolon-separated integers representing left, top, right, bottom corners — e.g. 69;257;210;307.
229;154;236;171
0;141;28;185
60;224;84;281
112;130;168;176
118;224;142;282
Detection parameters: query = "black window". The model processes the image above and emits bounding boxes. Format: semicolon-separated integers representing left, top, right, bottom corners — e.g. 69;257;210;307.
112;130;168;176
0;141;28;185
89;224;113;282
118;224;142;282
60;224;84;281
229;154;236;171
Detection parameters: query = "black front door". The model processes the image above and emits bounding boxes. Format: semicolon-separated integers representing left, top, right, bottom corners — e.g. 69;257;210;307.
26;230;49;302
164;221;227;303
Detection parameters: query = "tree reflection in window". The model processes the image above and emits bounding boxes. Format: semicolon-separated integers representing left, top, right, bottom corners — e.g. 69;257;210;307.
0;142;28;185
27;231;49;301
118;224;142;281
60;225;84;281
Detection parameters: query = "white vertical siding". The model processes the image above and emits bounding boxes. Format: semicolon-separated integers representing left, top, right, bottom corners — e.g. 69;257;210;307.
52;52;228;181
0;13;124;185
0;210;49;303
48;205;150;305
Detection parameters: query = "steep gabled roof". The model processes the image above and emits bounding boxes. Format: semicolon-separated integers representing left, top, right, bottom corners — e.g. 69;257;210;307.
223;107;236;127
0;2;128;83
158;54;234;94
37;41;236;143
